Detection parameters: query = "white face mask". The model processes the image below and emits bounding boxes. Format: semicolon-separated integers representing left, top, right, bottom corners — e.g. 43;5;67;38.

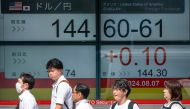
15;82;22;93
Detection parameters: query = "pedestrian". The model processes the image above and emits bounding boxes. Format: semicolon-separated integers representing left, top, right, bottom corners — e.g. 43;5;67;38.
15;73;39;109
162;80;185;109
110;79;140;109
46;58;73;109
72;83;93;109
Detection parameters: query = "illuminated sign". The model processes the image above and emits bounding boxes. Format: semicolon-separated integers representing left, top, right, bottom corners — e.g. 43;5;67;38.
101;45;190;78
101;0;189;41
0;0;190;101
0;45;96;78
2;14;95;41
1;0;96;41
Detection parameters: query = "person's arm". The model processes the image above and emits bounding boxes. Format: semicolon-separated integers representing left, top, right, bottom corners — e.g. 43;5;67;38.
55;103;62;109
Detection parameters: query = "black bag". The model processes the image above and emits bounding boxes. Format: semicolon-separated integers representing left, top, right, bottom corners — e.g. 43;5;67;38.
15;103;19;109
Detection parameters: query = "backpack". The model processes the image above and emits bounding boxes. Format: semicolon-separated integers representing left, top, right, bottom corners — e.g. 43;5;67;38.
111;101;138;109
162;101;186;109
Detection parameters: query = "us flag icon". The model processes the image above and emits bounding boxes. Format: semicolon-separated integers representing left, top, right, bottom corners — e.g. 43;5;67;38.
9;2;23;11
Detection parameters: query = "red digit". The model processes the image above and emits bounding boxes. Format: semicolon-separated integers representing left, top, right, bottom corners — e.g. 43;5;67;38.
120;47;132;66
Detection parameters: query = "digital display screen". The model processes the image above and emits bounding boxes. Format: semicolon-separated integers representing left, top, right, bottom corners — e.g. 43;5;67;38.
100;45;190;100
0;0;190;102
101;45;190;88
1;0;96;41
101;45;190;78
101;0;189;41
0;45;96;79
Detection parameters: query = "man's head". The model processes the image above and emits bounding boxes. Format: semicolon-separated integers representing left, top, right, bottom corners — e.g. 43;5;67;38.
112;79;131;102
72;83;90;103
46;58;63;81
15;73;35;93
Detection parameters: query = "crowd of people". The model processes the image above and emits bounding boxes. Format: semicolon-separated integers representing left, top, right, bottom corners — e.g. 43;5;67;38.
14;58;185;109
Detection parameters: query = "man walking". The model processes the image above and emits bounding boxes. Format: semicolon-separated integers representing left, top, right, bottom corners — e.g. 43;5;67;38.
46;58;73;109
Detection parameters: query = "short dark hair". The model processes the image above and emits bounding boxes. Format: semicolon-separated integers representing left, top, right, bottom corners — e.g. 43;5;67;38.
113;79;131;97
164;80;183;101
20;73;35;89
46;58;63;70
75;83;90;99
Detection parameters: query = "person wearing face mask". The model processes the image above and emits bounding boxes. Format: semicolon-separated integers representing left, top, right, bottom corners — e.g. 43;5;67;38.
15;73;39;109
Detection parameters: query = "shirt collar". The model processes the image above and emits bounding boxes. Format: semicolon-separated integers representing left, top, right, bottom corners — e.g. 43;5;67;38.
76;99;88;106
52;75;66;87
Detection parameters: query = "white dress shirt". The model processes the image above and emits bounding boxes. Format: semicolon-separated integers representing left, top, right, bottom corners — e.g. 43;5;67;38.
50;75;73;109
19;90;39;109
75;99;93;109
